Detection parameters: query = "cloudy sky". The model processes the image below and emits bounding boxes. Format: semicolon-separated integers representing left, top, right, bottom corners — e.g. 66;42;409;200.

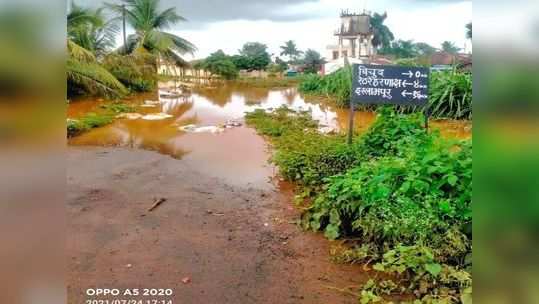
78;0;472;59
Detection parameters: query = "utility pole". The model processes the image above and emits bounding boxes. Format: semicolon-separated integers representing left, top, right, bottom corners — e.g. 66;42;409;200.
122;4;127;53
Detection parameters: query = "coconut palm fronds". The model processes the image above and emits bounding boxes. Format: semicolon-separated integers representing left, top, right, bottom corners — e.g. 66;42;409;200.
67;58;128;97
68;40;96;62
107;0;196;59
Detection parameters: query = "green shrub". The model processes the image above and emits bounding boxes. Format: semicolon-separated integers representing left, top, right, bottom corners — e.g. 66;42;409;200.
246;107;361;187
360;245;471;303
302;133;471;246
102;54;157;92
358;107;429;158
247;106;472;302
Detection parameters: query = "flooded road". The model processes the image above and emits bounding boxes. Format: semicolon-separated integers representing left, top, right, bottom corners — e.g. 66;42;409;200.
68;82;471;188
67;81;472;303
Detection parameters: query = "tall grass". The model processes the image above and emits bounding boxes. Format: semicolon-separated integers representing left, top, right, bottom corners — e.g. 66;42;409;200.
298;67;472;120
427;69;472;120
298;67;352;107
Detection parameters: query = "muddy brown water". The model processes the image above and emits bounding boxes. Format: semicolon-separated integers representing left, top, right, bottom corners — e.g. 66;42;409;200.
68;82;471;189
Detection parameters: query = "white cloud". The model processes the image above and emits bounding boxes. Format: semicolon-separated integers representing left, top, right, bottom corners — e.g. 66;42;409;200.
106;0;472;59
386;1;472;51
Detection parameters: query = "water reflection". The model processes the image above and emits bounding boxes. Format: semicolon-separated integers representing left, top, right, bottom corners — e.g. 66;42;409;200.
68;82;471;186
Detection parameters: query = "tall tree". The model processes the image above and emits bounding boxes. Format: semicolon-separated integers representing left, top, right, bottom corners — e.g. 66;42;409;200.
441;41;461;54
68;6;119;58
302;49;324;73
237;42;271;70
199;50;238;79
67;1;127;97
414;42;437;56
466;22;472;40
275;56;288;71
380;39;417;58
106;0;196;67
279;40;302;62
370;12;394;50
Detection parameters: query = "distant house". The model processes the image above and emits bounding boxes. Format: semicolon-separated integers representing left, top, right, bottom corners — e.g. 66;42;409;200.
369;55;394;65
429;52;472;72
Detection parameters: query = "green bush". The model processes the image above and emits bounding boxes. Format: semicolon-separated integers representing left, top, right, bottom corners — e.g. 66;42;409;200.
247;106;472;302
246;107;361;187
102;54;157;92
198;50;239;79
358;107;429;158
302;138;471;246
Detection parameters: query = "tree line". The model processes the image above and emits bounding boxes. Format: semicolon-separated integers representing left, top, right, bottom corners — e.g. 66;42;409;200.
371;12;472;58
67;0;195;98
194;40;325;79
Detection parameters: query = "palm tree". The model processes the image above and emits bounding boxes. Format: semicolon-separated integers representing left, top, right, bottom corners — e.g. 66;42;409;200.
279;40;302;63
414;42;437;56
67;1;127;97
67;1;103;34
466;22;472;40
370;12;394;51
106;0;196;67
69;6;119;58
302;49;324;73
441;41;461;54
380;40;417;58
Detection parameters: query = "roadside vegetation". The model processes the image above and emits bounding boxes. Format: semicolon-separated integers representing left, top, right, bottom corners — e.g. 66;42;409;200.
67;101;134;137
67;0;195;136
246;107;472;303
299;67;472;120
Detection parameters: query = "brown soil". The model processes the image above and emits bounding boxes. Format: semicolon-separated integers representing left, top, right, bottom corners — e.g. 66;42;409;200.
67;147;365;304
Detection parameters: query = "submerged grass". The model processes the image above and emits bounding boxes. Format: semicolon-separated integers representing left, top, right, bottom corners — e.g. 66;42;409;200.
67;101;133;137
246;106;472;303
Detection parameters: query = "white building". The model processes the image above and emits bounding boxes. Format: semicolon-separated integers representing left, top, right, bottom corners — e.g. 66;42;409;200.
324;10;375;74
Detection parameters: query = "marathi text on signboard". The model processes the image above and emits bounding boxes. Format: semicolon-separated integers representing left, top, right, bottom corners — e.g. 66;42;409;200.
351;64;429;106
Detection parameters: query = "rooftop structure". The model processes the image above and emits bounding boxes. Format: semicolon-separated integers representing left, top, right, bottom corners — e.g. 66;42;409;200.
324;10;376;74
327;10;374;63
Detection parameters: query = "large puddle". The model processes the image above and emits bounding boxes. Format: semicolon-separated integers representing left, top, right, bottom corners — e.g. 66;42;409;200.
68;81;471;188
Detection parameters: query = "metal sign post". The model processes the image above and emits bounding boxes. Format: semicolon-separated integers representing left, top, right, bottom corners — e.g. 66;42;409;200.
347;99;354;145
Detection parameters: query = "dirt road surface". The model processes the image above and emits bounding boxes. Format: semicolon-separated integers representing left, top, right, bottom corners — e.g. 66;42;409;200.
67;147;365;304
